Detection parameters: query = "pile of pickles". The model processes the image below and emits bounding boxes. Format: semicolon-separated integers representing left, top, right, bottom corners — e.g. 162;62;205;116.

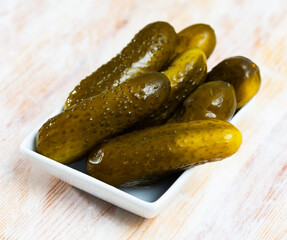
36;22;261;187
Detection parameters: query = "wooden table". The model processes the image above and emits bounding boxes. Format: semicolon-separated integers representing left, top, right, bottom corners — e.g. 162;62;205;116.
1;0;286;239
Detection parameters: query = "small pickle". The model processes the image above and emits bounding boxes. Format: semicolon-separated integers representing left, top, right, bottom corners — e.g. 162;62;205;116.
64;21;177;109
87;120;242;187
174;23;216;59
36;72;170;164
169;81;236;122
134;48;207;128
206;56;261;109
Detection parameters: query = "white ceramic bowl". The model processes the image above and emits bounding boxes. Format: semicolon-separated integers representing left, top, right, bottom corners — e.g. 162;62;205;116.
20;103;249;218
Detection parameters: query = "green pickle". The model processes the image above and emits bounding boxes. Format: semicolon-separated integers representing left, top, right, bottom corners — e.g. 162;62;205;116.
87;120;242;187
170;81;237;122
207;56;261;109
36;72;171;164
135;48;207;128
174;23;216;59
64;21;177;109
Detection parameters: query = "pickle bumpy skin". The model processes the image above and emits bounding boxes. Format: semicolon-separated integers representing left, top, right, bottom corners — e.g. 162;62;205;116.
64;21;177;109
87;119;242;187
36;72;171;164
170;81;237;122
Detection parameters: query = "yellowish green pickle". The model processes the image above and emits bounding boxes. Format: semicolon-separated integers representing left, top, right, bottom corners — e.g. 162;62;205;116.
64;21;177;109
135;48;207;128
207;56;261;109
173;23;216;59
87;119;242;187
170;81;237;122
37;72;170;164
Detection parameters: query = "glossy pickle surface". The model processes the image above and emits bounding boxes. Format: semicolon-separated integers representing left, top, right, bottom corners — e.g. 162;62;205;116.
174;23;216;59
64;21;177;109
87;120;242;187
170;81;237;122
135;48;207;128
37;72;171;164
207;56;261;109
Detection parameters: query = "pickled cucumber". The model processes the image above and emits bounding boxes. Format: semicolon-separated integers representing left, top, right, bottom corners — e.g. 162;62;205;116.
87;120;242;187
174;23;216;59
206;56;261;109
64;21;177;109
134;48;207;128
170;81;236;122
37;72;171;164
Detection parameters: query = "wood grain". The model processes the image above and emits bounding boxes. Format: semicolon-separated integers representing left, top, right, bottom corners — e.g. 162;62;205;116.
1;0;287;239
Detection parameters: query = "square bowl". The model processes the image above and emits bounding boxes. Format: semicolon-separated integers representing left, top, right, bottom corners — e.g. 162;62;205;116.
20;103;249;218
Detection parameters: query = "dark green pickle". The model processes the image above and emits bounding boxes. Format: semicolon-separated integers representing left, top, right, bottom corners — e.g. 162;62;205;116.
37;72;171;164
207;56;261;109
134;48;207;128
87;120;242;187
64;21;177;109
169;81;237;122
173;23;216;59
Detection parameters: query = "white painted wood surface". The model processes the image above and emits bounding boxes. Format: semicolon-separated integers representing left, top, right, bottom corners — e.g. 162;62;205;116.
1;0;287;239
